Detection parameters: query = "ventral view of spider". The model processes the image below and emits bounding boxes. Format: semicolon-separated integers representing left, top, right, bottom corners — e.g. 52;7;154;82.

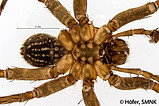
0;0;159;106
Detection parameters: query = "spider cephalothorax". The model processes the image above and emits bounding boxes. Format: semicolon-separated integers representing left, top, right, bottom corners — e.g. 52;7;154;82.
0;0;159;106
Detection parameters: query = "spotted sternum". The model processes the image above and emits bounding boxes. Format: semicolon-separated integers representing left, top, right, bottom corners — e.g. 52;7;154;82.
72;42;100;64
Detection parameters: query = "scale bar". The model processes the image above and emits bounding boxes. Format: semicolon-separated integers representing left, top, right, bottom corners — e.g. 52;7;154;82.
17;28;60;29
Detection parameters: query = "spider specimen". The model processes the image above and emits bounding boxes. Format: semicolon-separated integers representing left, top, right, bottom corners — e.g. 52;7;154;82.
1;0;158;105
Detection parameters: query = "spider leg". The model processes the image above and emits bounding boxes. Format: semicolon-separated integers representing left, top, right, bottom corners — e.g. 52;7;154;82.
0;56;80;104
107;1;159;32
0;66;59;80
0;0;8;15
0;53;74;80
0;74;77;104
82;83;100;106
0;0;78;27
114;29;159;43
108;74;159;93
38;0;78;28
112;66;159;82
82;64;100;106
73;0;89;25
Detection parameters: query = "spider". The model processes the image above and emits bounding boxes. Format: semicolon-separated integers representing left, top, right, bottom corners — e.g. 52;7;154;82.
1;0;159;106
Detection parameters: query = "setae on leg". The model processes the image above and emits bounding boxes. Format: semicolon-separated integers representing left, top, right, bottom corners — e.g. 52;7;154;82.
0;74;77;104
108;74;159;93
107;1;159;32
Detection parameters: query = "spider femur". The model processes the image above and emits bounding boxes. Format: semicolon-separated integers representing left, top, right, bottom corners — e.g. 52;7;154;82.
20;33;65;67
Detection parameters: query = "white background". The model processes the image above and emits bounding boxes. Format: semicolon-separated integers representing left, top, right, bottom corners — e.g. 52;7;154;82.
0;0;159;106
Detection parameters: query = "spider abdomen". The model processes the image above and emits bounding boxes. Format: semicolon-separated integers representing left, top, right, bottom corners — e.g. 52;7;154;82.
20;33;65;67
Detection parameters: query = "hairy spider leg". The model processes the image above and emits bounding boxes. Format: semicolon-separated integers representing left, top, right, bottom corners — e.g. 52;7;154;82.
114;29;159;43
0;54;74;81
0;32;75;81
0;0;88;26
82;84;100;106
0;0;159;105
40;0;78;28
107;1;159;32
108;74;159;93
0;75;77;104
0;66;60;80
0;54;80;104
73;0;89;25
112;66;159;82
82;64;100;106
